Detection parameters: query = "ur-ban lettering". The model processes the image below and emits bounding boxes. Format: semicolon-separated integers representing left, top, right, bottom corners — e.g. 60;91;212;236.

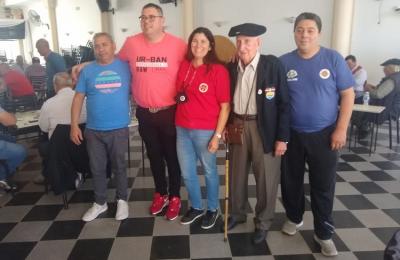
135;56;169;72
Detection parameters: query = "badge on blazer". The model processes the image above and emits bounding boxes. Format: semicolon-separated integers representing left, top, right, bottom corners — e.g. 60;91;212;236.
199;83;208;93
319;69;330;79
257;89;263;95
287;69;298;81
265;87;275;100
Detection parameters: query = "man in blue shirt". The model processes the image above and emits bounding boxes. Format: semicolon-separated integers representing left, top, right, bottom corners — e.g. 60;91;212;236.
70;32;131;222
36;39;66;98
280;12;354;257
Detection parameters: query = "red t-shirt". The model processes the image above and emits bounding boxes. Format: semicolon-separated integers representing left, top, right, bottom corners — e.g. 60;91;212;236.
4;70;35;97
118;33;186;108
175;60;230;130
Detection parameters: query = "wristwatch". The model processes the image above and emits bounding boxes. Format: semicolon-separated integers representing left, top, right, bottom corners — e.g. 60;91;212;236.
215;133;222;139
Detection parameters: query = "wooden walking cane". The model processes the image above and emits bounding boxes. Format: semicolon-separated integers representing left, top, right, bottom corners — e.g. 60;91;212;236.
224;143;230;241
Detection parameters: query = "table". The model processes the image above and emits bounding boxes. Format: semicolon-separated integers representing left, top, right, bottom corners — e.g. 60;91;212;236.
349;104;386;155
15;110;41;137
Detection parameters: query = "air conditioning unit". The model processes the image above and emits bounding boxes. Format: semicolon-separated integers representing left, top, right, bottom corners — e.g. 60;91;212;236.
159;0;177;6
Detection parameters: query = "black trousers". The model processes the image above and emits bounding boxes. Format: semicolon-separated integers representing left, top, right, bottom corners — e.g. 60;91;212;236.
281;124;338;240
136;106;181;197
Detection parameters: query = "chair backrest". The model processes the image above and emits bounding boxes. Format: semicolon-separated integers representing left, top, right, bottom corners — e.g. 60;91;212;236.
29;75;47;92
11;95;38;112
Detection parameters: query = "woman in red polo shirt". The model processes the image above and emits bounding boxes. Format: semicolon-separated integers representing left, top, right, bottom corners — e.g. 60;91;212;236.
175;27;230;229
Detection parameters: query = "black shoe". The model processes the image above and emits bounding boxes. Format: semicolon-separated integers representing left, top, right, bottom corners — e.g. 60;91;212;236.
201;210;220;229
0;180;17;192
180;207;204;225
252;229;267;244
221;216;246;232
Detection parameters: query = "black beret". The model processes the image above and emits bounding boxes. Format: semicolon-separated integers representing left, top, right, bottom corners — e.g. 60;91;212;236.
381;58;400;66
228;23;266;37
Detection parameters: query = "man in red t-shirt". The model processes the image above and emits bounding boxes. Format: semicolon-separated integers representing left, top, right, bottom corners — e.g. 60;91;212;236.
0;63;35;98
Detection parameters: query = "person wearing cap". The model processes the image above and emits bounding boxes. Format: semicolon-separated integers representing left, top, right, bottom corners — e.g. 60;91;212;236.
279;12;355;257
224;23;290;244
355;58;400;138
345;55;368;103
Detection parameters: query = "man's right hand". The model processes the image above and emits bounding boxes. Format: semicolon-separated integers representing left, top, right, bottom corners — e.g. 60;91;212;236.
71;62;90;82
70;125;83;145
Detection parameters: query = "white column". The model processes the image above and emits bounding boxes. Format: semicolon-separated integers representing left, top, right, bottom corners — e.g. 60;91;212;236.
46;0;60;52
182;0;194;40
331;0;355;56
100;12;112;35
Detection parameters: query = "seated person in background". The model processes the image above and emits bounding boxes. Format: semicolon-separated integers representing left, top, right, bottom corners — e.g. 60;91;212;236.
0;104;27;191
25;57;46;80
37;72;87;184
11;55;28;74
0;63;35;98
354;58;400;138
345;55;367;104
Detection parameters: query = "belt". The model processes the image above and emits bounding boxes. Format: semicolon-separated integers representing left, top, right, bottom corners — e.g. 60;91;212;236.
233;113;257;121
140;105;174;113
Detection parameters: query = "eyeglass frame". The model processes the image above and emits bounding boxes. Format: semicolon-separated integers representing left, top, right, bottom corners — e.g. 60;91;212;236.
138;15;163;22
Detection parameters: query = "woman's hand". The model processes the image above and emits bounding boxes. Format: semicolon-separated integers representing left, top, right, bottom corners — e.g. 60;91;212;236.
208;135;220;153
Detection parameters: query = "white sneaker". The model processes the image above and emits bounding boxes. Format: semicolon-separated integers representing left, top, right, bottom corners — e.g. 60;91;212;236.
115;199;129;221
314;234;338;256
82;203;108;222
281;219;304;235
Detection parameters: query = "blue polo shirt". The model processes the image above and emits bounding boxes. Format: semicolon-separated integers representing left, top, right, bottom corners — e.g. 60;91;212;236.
280;47;354;133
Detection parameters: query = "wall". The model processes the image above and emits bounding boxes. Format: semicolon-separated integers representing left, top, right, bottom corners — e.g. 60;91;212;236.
351;0;400;84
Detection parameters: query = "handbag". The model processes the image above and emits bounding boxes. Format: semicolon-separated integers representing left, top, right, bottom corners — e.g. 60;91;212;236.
226;77;256;145
226;122;244;145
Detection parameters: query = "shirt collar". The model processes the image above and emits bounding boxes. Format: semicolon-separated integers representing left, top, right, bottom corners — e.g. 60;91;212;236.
237;52;260;73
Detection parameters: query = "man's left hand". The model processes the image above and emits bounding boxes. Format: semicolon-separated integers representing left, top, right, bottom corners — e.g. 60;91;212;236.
331;128;347;150
274;141;287;156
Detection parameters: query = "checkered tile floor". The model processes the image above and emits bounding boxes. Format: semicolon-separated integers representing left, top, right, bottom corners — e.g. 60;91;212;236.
0;126;399;260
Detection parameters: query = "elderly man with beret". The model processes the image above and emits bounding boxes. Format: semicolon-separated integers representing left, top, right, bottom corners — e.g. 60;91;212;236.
224;23;290;244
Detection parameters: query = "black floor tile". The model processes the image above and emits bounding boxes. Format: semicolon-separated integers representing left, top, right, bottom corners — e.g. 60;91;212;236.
41;220;85;240
336;195;378;210
97;202;117;219
337;162;357;171
383;209;400;224
300;230;349;253
340;154;366;162
0;222;17;241
269;212;287;231
353;251;384;260
360;170;396;181
336;174;346;182
129;188;155;201
5;192;44;206
68;190;94;203
274;255;315;260
370;227;399;245
22;205;64;221
0;242;36;260
68;238;114;260
379;153;400;161
350;147;370;154
393;193;400;200
116;217;154;237
332;211;365;228
150;235;190;259
349;182;388;194
227;232;270;256
371;161;400;170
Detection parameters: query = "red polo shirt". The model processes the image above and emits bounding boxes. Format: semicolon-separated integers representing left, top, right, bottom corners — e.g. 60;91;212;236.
4;70;35;97
175;60;230;130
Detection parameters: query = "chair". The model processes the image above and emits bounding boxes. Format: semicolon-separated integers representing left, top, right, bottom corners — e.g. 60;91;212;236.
29;75;47;105
43;124;91;209
11;95;38;112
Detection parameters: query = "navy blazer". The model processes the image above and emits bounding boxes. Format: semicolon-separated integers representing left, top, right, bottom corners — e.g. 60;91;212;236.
228;54;290;153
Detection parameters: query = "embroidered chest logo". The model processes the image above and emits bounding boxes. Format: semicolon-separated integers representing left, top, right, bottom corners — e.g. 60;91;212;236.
319;69;330;79
265;87;275;100
199;83;208;93
287;69;298;82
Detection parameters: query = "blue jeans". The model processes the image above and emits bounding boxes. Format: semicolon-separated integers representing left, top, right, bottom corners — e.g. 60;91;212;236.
0;140;27;180
176;127;219;211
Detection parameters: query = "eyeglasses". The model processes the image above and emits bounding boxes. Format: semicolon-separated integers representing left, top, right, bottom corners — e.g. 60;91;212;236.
139;15;163;22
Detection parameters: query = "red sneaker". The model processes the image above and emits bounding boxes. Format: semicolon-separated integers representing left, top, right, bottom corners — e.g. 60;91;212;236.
165;196;181;221
150;193;169;215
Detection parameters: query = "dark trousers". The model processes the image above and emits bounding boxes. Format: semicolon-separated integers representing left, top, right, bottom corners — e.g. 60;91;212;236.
136;106;181;197
281;125;338;240
85;128;129;205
